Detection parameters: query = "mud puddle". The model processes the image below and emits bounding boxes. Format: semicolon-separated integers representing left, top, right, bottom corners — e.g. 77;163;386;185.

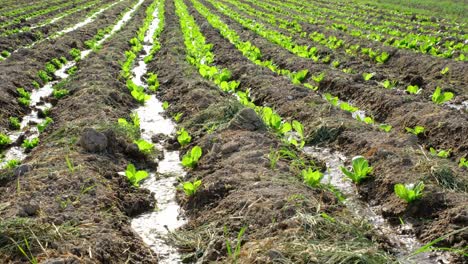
1;0;146;168
304;146;452;263
124;7;187;263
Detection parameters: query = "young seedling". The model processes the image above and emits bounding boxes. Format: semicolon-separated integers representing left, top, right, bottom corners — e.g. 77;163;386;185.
162;101;170;110
340;156;373;183
9;117;20;130
379;124;392;132
69;48;81;61
134;139;154;154
381;80;397;89
16;88;31;106
406;85;421;95
429;147;451;158
362;72;374;81
332;60;340;68
0;133;12;147
340;102;359;113
147;72;159;91
302;168;323;187
312;72;325;83
324;93;339;106
375;52;390;64
177;128;192;146
405;125;425;136
394;182;424;203
3;159;20;169
268;148;280;169
38;70;52;83
32;81;40;89
290;69;308;85
173;112;183;122
125;164;149;187
440;67;449;75
37;117;53;133
182;179;202;196
22;138;39;150
182;146;202;168
224;226;247;262
431;87;454;105
459;157;468;168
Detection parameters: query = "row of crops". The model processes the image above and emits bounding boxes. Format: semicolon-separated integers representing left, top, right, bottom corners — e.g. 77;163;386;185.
0;0;466;263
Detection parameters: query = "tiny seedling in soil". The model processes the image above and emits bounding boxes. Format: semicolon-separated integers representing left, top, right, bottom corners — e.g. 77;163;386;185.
65;156;75;174
431;87;454;105
375;52;390;63
405;125;425;136
429;147;451;158
16;88;31;106
134;139;154;155
182;146;202;168
379;124;392;132
324;93;339;106
302;167;323;187
381;79;397;89
9;117;21;130
162;101;170;110
182;179;202;196
22;138;39;150
173;112;183;122
312;72;325;83
340;156;373;183
125;164;149;187
268;148;280;169
440;67;449;75
362;72;374;81
147;72;159;91
177;128;191;146
406;85;421;95
0;133;12;147
3;159;20;169
38;70;52;83
459;157;468;168
394;181;424;203
31;81;40;89
340;102;358;113
37;117;53;133
69;48;81;61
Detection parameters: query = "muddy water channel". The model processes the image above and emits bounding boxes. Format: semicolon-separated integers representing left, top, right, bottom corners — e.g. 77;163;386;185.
0;0;145;168
126;8;186;263
304;146;452;264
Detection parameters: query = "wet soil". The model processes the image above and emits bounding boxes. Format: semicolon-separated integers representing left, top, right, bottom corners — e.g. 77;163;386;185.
188;0;468;257
0;0;158;262
0;0;134;132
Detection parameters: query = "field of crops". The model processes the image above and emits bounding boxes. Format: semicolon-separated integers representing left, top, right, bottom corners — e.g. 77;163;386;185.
0;0;466;263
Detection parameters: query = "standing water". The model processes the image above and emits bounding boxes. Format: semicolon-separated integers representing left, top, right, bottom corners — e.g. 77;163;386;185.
126;7;187;263
303;146;452;264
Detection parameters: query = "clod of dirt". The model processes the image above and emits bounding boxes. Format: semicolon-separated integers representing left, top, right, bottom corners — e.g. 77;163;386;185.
227;108;266;131
14;164;32;177
78;128;108;153
17;201;40;216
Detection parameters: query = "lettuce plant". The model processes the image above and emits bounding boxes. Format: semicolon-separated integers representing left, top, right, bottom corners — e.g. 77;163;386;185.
362;72;374;81
147;73;159;92
0;133;11;147
37;117;53;133
162;101;170;110
125;164;149;187
17;88;31;106
3;159;19;169
340;156;373;183
290;69;308;84
431;87;453;105
134;139;154;154
379;124;392;132
183;179;202;196
173;112;183;122
375;52;390;63
459;157;468;168
332;60;340;68
182;146;202;168
177;128;191;146
38;70;52;83
302;168;323;187
53;89;69;99
312;72;325;83
9;117;20;130
22;138;39;150
381;79;397;89
405;125;425;136
32;81;40;89
69;48;81;61
429;147;450;158
340;102;358;113
324;93;339;106
406;85;421;94
440;67;449;75
394;182;424;203
44;62;57;75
